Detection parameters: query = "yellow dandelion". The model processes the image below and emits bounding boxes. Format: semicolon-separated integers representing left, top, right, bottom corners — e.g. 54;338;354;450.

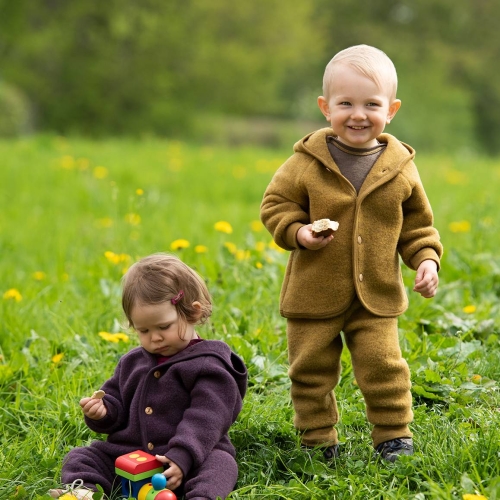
214;221;233;234
3;288;22;302
32;271;46;281
59;494;78;500
52;353;64;364
235;249;251;261
124;213;141;226
251;220;264;232
445;169;468;185
136;188;144;196
93;166;108;179
255;262;263;269
255;241;266;252
471;374;482;384
109;252;120;263
104;251;130;265
224;242;237;254
169;158;183;171
95;217;114;228
463;305;476;314
170;239;190;250
195;245;208;253
463;494;487;500
449;220;471;233
104;251;118;264
60;155;75;170
98;332;129;343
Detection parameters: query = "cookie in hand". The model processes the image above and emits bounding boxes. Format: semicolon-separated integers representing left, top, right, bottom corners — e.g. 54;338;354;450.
311;219;339;238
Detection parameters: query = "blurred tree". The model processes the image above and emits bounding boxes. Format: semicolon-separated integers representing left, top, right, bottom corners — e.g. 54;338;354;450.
0;0;321;136
0;0;499;153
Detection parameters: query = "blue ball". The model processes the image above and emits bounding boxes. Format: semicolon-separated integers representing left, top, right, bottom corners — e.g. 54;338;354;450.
151;473;167;491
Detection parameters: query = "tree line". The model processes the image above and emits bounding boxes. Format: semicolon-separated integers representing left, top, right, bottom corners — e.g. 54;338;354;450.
0;0;498;154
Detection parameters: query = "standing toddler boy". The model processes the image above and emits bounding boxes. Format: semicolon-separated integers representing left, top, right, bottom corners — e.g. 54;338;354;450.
260;44;442;461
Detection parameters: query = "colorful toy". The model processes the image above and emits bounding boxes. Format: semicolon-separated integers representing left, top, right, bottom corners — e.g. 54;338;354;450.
115;450;177;499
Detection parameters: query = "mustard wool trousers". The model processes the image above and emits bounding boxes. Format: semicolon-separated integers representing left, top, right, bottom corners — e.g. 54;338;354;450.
287;298;413;448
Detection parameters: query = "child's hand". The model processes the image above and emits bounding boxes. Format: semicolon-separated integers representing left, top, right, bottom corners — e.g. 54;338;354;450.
297;224;334;250
79;396;107;420
155;455;183;491
413;259;439;298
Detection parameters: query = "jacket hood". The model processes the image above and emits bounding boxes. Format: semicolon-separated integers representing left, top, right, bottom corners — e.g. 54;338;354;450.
294;127;415;174
140;340;248;399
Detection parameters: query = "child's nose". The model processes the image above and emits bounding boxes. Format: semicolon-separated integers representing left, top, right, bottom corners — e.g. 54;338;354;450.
151;329;163;341
351;107;367;119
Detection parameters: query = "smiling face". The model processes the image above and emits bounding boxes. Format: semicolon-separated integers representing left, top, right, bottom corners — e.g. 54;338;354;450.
318;63;401;149
130;300;200;356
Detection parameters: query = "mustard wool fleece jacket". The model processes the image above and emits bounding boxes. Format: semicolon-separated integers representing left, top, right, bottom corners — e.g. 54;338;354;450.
260;128;443;319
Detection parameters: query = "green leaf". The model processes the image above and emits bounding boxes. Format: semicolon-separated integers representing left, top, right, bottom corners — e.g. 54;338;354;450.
412;385;442;400
424;369;442;383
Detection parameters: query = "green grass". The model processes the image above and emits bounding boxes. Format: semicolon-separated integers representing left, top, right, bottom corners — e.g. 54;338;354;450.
0;135;499;500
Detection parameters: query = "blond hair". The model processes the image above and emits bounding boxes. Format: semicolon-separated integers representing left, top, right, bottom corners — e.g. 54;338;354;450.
122;253;212;333
323;45;398;101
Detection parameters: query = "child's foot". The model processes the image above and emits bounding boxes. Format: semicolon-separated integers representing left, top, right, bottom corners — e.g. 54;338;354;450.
49;480;95;499
375;437;413;462
48;489;94;499
302;443;340;461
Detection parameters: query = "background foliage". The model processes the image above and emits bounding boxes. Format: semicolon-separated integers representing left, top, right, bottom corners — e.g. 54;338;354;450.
1;0;500;153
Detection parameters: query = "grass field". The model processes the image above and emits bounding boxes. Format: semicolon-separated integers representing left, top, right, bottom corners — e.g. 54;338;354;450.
1;135;499;500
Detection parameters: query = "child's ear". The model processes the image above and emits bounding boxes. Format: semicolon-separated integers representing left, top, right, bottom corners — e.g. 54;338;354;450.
387;99;401;124
191;301;202;320
317;96;331;121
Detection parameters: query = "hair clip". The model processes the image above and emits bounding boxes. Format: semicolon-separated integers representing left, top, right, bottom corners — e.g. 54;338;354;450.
171;290;184;305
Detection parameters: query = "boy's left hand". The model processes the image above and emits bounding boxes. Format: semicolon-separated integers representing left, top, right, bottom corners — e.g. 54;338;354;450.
413;259;439;298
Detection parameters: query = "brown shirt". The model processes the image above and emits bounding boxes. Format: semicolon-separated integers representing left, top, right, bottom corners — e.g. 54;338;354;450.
327;136;386;193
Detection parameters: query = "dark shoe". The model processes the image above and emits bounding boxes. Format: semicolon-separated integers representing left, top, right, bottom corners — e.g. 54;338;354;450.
322;444;340;460
303;443;340;461
375;437;413;462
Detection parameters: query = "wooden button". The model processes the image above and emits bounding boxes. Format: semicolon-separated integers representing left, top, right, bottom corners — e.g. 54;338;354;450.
154;371;161;379
145;407;153;415
148;442;154;450
359;274;363;282
357;236;362;244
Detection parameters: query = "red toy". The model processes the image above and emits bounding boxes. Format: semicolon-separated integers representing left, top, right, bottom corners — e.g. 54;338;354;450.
115;450;177;499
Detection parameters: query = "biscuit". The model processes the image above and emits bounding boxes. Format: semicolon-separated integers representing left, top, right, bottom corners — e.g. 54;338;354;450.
91;390;105;399
311;219;339;238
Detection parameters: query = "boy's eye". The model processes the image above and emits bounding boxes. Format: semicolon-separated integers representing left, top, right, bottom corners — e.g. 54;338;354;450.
367;102;380;107
160;325;170;330
138;329;148;334
339;101;351;106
